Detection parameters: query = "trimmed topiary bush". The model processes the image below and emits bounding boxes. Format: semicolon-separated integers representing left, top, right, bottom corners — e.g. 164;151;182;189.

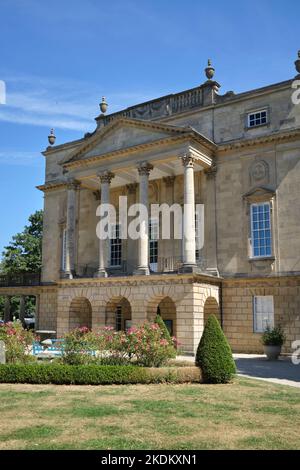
195;315;236;384
154;314;173;345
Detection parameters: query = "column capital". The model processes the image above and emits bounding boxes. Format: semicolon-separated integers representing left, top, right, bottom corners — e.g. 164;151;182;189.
137;162;153;176
98;170;115;184
126;183;138;194
204;163;217;179
181;152;195;168
163;176;175;187
66;178;81;190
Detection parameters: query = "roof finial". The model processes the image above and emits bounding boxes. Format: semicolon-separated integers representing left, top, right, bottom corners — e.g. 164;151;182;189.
48;128;56;146
205;59;215;80
100;96;108;114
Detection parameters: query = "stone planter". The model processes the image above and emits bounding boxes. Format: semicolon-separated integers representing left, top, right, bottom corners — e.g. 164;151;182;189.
263;345;282;360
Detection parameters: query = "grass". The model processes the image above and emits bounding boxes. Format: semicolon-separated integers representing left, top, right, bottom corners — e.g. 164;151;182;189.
0;378;299;450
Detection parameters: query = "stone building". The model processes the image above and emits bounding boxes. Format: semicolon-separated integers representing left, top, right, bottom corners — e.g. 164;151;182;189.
1;52;300;354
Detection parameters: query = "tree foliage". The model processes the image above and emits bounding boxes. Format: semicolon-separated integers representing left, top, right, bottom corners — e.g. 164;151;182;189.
1;210;43;275
0;210;43;319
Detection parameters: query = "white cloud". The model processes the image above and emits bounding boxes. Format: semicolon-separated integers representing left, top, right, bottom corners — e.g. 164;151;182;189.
0;73;156;132
0;150;42;167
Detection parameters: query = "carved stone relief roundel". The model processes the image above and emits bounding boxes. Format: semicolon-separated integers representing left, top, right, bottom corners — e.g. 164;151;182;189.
250;160;269;186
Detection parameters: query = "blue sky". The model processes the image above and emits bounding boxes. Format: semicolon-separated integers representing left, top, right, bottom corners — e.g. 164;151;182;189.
0;0;299;254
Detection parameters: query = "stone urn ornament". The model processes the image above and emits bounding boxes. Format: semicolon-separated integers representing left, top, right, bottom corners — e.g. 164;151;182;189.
205;59;215;80
100;96;108;114
48;128;56;146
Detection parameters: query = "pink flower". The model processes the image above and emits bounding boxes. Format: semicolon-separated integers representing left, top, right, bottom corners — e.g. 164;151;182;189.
78;326;89;333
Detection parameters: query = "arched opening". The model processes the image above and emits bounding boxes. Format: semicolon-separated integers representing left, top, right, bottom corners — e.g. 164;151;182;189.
147;296;177;337
203;296;220;326
105;297;132;331
69;297;92;330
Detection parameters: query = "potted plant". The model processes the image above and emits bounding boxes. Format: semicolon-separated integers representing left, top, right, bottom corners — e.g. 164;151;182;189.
262;326;285;360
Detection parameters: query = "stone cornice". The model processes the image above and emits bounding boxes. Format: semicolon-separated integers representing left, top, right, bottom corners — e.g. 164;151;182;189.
57;272;222;288
218;127;300;153
36;182;67;193
62;133;215;171
222;272;300;282
42;136;89;156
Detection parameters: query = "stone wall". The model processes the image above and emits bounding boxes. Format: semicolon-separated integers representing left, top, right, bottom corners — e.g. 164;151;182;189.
38;289;58;332
69;297;92;330
222;276;300;354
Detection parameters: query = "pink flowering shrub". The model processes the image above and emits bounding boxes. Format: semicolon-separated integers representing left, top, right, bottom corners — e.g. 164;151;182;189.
0;321;36;363
61;322;177;367
62;327;98;365
126;323;177;367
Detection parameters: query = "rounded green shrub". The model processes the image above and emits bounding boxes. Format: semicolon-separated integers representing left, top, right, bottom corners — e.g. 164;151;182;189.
195;315;236;384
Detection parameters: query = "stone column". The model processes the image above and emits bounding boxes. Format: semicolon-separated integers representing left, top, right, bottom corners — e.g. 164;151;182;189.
182;153;196;270
4;296;11;323
19;295;26;324
63;179;80;279
35;295;40;331
95;171;115;278
126;183;138;274
134;162;153;275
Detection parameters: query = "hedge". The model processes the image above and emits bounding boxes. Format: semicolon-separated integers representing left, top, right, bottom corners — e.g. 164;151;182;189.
0;364;202;385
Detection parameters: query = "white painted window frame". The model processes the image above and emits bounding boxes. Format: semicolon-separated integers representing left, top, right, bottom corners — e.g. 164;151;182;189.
247;108;268;128
149;217;158;272
250;202;272;259
109;223;122;268
253;295;274;333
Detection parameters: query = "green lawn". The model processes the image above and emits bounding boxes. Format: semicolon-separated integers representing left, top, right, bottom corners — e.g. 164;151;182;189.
0;378;299;450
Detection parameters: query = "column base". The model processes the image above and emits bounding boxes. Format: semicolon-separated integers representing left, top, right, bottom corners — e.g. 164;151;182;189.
181;263;198;273
94;270;108;278
133;266;150;276
61;271;73;279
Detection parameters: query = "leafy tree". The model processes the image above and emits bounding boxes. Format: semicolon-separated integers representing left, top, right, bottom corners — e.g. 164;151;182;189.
196;315;236;384
0;210;43;319
1;210;43;275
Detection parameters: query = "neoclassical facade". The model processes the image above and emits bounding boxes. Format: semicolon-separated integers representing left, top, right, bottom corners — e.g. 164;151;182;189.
2;53;300;354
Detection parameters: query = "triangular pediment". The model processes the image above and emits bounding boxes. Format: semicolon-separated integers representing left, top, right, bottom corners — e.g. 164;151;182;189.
63;118;191;165
243;186;276;201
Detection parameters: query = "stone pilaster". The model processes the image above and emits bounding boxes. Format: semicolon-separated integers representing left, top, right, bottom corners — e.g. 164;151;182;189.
19;295;26;324
204;163;218;274
4;296;11;323
95;171;115;278
34;295;40;330
63;179;80;279
126;183;138;274
162;176;176;264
